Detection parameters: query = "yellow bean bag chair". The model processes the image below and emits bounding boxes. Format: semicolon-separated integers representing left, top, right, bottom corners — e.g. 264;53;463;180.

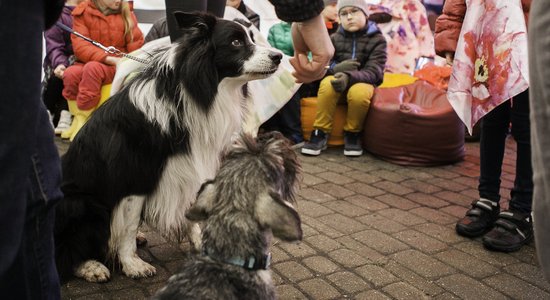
61;84;112;141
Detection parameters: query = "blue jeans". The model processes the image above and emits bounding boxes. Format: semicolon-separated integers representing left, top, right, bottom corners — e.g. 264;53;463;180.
0;0;63;298
478;89;532;213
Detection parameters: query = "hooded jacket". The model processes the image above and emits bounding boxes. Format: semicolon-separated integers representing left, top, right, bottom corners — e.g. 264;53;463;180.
328;20;387;87
71;1;144;63
267;22;294;56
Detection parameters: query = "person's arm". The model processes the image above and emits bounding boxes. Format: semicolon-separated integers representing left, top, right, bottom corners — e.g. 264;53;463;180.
44;24;70;71
434;0;466;58
269;0;334;83
44;24;70;78
289;15;334;83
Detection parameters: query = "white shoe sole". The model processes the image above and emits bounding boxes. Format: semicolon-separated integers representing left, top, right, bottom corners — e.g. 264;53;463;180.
344;149;363;157
301;144;327;156
54;127;70;135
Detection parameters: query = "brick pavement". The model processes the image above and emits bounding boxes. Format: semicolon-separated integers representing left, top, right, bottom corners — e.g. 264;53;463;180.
56;137;550;299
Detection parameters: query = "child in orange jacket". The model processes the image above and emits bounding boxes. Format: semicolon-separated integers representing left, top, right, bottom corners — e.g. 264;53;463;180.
62;0;143;135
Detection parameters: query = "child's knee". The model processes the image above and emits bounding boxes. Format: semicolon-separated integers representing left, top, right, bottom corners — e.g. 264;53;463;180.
318;76;338;96
347;83;374;104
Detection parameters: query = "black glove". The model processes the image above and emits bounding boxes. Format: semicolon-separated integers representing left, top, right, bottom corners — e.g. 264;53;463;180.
331;72;350;93
333;59;360;73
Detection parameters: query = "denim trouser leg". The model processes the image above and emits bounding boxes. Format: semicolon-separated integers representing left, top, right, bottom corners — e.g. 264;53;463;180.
0;107;63;300
508;90;533;213
0;0;63;297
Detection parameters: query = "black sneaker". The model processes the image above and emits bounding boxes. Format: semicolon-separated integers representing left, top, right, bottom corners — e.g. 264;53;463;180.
456;198;499;237
301;129;328;156
482;210;533;252
343;131;363;157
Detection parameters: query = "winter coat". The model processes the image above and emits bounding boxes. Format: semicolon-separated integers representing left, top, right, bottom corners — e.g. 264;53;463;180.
267;22;294;56
269;0;324;22
144;17;169;43
43;5;75;70
434;0;530;57
71;1;144;63
328;21;387;87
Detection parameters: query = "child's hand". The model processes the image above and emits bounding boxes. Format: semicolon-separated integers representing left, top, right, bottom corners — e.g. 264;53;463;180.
333;59;360;73
330;72;350;93
54;64;66;79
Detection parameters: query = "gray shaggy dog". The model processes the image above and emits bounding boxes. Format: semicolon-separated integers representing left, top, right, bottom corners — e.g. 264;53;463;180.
152;131;302;300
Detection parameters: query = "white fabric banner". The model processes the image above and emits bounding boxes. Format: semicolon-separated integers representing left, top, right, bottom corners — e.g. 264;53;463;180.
446;0;529;134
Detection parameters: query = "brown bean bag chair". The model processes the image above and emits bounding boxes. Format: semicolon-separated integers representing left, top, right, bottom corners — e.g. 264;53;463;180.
362;80;464;166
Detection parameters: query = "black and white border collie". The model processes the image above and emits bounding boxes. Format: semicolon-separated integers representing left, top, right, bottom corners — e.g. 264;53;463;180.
55;12;282;282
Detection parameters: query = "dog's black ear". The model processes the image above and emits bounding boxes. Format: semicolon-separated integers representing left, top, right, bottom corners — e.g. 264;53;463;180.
173;11;215;33
186;181;216;221
255;192;302;242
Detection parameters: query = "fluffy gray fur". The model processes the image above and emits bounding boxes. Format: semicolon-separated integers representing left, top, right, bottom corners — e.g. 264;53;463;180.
152;132;302;300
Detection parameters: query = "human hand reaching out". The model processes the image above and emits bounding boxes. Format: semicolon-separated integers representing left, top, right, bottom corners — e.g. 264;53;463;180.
290;15;335;83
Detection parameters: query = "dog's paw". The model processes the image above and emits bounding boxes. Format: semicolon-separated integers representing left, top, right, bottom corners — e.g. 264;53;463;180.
188;223;202;251
121;255;157;278
74;260;111;283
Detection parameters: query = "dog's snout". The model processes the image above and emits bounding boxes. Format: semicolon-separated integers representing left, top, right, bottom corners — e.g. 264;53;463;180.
269;51;282;65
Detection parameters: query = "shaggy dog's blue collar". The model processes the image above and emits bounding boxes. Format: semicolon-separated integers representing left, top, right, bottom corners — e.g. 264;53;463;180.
203;249;272;270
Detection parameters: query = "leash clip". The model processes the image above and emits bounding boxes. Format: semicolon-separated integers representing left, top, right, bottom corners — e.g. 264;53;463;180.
105;46;122;56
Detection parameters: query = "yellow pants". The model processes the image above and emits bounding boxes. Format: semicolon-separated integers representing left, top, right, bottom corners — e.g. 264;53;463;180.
313;75;375;133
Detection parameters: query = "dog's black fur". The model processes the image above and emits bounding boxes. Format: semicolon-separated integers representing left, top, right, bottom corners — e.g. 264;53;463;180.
54;12;281;282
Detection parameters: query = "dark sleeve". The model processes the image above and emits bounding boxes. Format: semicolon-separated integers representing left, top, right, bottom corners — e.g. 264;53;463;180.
268;0;324;22
434;0;466;56
44;23;70;68
145;17;169;43
347;34;387;87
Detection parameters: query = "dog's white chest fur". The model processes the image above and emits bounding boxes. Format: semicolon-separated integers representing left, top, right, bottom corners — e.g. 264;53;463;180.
143;78;247;240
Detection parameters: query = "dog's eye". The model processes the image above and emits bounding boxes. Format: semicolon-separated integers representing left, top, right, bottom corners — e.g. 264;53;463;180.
231;39;243;47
